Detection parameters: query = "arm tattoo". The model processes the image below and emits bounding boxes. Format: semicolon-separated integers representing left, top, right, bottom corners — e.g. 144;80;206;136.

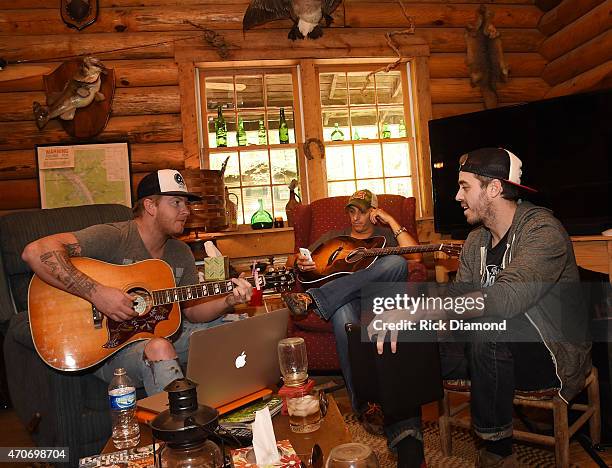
65;242;82;257
39;250;97;299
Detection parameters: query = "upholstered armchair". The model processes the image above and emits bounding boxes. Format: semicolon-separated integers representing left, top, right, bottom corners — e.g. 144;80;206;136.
287;194;427;371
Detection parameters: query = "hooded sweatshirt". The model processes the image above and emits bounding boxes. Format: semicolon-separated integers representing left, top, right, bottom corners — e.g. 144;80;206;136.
448;201;591;402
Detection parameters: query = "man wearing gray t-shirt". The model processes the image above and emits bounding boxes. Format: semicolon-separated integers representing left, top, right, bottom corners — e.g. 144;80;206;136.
22;169;253;395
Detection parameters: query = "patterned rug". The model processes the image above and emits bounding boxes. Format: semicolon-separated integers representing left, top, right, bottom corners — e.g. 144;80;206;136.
343;414;566;467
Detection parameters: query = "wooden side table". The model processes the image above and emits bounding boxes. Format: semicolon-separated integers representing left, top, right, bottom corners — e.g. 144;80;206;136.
103;395;351;462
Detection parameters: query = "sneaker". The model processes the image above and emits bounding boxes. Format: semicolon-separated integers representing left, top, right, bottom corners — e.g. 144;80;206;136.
475;448;519;468
281;292;313;317
357;402;385;436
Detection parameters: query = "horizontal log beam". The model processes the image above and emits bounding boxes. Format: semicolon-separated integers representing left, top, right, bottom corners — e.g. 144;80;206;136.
542;29;612;85
432;102;522;119
0;5;344;35
429;52;546;78
539;1;611;60
545;60;612;97
0;86;180;121
538;0;605;36
430;77;550;103
1;0;537;9
345;3;542;29
0;59;179;92
0;142;185;181
1;27;543;64
0;114;182;150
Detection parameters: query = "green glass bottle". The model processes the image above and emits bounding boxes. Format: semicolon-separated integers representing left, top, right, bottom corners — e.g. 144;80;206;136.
215;106;227;147
250;198;274;229
382;123;391;139
330;123;344;141
279;108;289;144
258;120;267;145
399;119;407;137
237;117;247;146
353;128;360;140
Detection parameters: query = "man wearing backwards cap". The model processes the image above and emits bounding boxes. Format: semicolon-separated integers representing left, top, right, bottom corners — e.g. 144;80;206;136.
282;189;422;436
22;169;253;395
371;148;590;467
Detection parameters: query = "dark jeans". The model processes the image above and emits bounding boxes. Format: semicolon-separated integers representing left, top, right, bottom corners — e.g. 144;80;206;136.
307;256;408;410
384;336;560;448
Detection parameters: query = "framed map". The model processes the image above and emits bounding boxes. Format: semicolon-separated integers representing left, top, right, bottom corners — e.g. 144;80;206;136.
36;142;132;209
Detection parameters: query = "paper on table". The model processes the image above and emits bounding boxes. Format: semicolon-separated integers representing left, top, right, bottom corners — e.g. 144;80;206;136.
252;406;280;465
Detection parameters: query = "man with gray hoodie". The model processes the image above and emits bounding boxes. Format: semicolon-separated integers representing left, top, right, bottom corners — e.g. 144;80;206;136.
369;148;591;467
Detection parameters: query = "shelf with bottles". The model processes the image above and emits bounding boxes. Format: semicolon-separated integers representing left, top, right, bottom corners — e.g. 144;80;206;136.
321;106;409;143
207;107;296;149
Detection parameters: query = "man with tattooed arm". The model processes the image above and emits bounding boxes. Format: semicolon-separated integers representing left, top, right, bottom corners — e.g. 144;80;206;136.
22;169;253;395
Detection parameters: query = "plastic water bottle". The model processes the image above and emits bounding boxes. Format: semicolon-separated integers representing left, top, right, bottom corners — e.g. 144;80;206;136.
108;367;140;449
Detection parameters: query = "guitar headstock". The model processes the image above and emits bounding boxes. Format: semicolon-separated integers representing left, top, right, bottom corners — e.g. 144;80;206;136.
440;243;463;257
262;268;296;292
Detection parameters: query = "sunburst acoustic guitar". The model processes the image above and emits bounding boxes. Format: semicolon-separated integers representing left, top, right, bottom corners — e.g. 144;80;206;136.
296;236;462;286
28;257;295;371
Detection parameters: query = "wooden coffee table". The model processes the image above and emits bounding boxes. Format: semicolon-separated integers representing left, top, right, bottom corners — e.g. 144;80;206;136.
103;394;351;462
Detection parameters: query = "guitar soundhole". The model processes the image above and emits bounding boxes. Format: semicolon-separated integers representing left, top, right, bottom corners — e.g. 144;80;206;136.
129;287;152;315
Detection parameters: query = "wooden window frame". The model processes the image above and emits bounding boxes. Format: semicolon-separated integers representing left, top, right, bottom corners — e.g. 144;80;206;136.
177;45;433;222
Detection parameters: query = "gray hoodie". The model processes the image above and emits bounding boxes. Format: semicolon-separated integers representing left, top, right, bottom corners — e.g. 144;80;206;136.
449;201;591;402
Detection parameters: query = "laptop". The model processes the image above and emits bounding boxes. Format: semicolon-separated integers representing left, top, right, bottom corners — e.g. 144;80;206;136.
346;323;443;417
138;308;289;413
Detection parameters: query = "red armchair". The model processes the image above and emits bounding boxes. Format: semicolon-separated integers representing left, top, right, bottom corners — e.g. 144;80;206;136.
287;195;427;371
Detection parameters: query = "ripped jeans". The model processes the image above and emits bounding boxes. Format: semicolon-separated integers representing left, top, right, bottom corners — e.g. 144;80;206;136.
94;316;226;395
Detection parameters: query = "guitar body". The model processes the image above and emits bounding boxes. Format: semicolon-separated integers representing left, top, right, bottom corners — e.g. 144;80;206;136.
28;258;181;371
298;236;386;286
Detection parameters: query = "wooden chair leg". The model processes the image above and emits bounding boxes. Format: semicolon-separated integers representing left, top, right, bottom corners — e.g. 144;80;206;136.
438;391;452;456
587;367;601;444
553;396;570;468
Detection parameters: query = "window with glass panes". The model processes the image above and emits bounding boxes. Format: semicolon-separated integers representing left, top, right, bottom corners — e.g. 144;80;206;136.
197;69;301;224
319;66;416;198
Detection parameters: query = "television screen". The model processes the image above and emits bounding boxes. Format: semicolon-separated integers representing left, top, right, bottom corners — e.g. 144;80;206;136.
428;90;611;238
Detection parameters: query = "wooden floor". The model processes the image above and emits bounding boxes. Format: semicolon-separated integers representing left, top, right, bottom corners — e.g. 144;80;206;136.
0;383;609;467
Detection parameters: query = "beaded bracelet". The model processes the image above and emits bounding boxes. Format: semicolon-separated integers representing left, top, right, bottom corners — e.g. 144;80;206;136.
393;226;408;238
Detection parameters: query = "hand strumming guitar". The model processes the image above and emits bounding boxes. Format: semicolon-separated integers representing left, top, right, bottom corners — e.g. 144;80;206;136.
92;284;139;322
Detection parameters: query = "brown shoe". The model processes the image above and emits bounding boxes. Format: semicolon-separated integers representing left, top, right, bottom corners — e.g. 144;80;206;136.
475;448;518;468
357;402;385;436
281;292;313;317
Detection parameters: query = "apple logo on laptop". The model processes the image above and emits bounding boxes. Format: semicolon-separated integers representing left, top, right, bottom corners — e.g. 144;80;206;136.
235;351;247;369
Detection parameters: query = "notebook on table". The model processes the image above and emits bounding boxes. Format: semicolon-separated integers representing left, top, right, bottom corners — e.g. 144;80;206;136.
137;308;289;415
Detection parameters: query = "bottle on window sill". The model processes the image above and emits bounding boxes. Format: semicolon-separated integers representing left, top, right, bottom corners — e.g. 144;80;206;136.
382;123;391;139
237;117;247;146
399;119;407;137
215;106;227;147
258;119;267;145
331;122;344;141
279;108;289;144
250;198;274;229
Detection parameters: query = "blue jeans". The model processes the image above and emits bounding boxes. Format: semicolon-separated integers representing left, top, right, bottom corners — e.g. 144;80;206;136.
94;315;226;395
308;255;408;410
384;338;559;450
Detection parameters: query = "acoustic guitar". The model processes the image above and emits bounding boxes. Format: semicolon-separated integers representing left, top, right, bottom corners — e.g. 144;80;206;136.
28;257;295;371
296;236;462;286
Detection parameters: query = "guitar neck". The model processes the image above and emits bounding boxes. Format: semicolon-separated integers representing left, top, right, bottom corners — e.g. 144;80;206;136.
363;244;448;257
152;276;257;306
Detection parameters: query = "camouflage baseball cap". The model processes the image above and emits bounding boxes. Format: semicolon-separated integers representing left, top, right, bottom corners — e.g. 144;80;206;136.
346;189;378;211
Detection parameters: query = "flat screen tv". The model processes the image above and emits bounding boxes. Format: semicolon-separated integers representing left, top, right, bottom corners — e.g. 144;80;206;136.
428;89;611;239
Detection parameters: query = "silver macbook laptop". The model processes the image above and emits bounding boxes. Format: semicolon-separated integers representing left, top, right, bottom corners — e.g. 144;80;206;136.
138;308;289;412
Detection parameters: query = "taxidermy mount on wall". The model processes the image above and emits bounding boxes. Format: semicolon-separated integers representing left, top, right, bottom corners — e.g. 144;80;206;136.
243;0;342;40
465;5;509;109
33;57;115;138
61;0;99;30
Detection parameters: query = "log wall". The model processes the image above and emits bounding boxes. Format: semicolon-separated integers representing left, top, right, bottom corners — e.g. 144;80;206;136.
0;0;549;213
539;0;611;97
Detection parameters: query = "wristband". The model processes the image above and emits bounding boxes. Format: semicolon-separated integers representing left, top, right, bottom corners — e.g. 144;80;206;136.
393;226;408;238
